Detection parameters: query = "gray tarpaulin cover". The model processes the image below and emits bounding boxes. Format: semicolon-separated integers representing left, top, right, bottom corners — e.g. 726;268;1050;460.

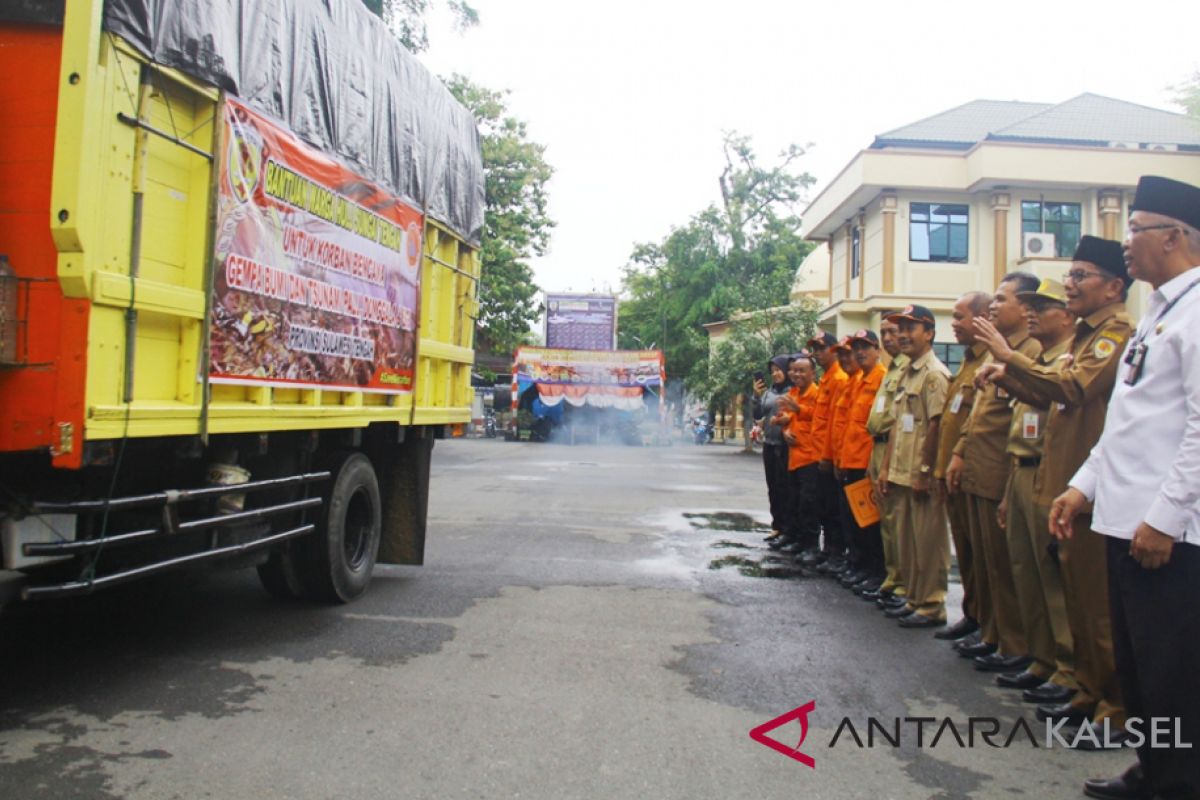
102;0;485;244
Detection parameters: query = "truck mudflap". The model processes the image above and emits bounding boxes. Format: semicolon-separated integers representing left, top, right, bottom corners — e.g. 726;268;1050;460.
15;471;330;600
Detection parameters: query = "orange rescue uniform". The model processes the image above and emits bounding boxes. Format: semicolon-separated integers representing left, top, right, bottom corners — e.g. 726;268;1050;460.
813;361;848;463
839;362;886;470
784;383;820;470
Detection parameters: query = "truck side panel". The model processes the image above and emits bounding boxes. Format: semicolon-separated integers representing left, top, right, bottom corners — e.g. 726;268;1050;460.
0;21;89;465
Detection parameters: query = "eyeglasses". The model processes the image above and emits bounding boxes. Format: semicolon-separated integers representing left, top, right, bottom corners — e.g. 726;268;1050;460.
1127;223;1180;235
1062;269;1109;283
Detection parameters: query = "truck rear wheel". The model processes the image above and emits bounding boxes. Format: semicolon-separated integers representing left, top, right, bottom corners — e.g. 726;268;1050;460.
296;451;382;603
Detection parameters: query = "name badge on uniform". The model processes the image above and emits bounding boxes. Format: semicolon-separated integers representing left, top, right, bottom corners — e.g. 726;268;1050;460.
996;387;1009;399
874;395;885;413
949;391;963;414
901;413;915;433
1022;412;1039;439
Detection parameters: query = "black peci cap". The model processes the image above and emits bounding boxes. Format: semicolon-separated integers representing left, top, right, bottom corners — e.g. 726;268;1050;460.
1073;235;1129;285
1130;175;1200;232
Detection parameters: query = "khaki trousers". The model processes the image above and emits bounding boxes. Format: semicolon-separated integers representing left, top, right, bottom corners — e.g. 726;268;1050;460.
966;492;1027;656
945;491;977;623
1061;515;1125;725
891;484;948;619
869;443;906;597
1004;466;1075;687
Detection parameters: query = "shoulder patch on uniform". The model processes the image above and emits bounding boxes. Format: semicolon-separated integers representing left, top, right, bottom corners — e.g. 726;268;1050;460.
1094;335;1121;360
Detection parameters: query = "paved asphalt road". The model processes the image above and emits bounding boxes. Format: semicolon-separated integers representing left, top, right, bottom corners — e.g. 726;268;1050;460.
0;438;1130;799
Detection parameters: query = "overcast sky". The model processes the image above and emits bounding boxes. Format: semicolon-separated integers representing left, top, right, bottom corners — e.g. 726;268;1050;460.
421;0;1198;296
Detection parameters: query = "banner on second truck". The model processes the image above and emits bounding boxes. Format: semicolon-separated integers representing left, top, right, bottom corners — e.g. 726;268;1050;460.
210;98;423;394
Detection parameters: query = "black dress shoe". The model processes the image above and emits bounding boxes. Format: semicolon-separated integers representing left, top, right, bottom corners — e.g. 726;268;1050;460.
798;549;825;567
884;603;915;618
898;612;945;629
839;570;867;587
1036;701;1092;725
1022;681;1076;705
995;670;1045;690
952;630;982;650
817;558;847;575
859;588;882;601
880;594;908;610
853;578;880;595
956;640;997;659
1073;720;1131;751
1083;763;1147;800
767;537;794;551
974;653;1034;673
933;617;979;641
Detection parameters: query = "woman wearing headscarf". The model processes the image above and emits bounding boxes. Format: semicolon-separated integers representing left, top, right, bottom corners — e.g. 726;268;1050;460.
753;355;793;540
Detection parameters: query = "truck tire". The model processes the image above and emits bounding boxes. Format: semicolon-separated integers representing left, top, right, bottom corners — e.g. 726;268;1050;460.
296;451;382;603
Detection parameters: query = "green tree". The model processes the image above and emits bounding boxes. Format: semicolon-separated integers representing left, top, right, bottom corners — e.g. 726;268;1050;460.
446;75;555;357
1172;70;1200;119
693;301;821;446
618;132;816;387
360;0;479;53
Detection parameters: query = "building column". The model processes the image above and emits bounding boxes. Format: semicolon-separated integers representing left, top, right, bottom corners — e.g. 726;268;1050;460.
844;224;853;301
1098;190;1123;241
991;192;1011;287
856;213;867;299
880;194;897;294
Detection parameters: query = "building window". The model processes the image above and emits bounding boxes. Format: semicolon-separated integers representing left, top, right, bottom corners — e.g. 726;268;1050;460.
1021;201;1081;258
851;227;862;280
933;342;966;374
910;203;968;263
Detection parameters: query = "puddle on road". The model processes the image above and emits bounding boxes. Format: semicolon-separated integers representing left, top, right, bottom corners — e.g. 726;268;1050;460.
707;554;809;579
682;512;770;533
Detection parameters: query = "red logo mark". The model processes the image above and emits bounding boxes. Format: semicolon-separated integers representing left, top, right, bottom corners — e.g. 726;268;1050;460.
749;701;816;768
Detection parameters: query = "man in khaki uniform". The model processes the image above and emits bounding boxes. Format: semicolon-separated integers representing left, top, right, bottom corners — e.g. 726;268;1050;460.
864;319;908;603
975;236;1132;742
946;272;1042;672
932;291;991;641
992;279;1078;698
879;305;951;627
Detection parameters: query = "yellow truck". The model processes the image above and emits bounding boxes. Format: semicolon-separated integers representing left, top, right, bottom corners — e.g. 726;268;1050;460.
0;0;483;606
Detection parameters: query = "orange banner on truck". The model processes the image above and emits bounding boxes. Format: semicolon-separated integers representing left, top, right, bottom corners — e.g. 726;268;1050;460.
209;97;422;393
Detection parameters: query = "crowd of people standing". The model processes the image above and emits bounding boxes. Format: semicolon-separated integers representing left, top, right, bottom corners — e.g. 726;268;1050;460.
751;175;1200;800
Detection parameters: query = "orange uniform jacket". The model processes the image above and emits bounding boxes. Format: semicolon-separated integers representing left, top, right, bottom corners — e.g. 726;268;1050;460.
828;368;861;465
812;361;848;463
838;362;886;469
784;384;820;471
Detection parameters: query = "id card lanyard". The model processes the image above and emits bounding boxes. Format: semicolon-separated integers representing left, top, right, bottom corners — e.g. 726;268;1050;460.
1124;275;1200;386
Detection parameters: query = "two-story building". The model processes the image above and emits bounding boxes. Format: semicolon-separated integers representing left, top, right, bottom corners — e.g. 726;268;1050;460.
798;93;1200;369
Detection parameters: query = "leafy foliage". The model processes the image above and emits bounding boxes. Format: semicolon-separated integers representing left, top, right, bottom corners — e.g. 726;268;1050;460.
618;132;817;391
692;302;821;409
360;0;479;53
1172;70;1200;119
446;75;555;356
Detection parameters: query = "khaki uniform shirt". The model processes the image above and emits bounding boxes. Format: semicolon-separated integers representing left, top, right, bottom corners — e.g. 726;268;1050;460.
888;349;950;488
866;354;909;438
1005;338;1071;460
997;302;1133;506
934;343;988;479
953;331;1042;501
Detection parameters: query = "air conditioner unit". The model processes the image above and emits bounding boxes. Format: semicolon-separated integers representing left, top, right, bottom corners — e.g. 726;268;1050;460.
1023;232;1055;258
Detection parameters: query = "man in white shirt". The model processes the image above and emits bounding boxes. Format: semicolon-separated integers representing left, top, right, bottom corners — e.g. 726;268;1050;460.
1052;175;1200;800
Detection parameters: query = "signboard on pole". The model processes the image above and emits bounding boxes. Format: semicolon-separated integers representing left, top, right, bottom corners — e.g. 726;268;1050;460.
545;293;617;350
